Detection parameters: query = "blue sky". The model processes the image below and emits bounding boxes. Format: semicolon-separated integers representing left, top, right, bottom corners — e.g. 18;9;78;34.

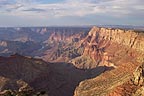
0;0;144;26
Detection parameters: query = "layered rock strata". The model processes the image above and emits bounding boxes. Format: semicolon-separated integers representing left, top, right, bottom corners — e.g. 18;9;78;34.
72;26;144;69
74;26;144;96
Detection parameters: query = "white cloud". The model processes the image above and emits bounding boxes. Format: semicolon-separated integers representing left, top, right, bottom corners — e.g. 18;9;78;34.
0;0;144;19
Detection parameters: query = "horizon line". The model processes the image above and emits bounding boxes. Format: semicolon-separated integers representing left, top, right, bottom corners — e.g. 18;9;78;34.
0;24;144;28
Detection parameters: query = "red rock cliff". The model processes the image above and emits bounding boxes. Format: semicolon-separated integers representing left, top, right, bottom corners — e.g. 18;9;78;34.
74;26;144;96
79;26;144;67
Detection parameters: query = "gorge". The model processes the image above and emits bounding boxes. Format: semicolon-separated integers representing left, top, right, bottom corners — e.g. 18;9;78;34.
0;26;143;96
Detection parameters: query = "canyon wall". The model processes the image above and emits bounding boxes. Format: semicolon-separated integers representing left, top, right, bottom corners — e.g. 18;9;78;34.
74;26;144;96
72;26;144;69
83;26;144;59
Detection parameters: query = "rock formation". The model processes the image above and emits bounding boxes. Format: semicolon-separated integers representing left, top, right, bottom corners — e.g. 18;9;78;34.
74;26;144;96
72;26;144;69
108;63;144;96
0;26;144;96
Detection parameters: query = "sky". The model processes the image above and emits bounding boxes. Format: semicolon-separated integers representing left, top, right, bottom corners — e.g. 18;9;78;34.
0;0;144;26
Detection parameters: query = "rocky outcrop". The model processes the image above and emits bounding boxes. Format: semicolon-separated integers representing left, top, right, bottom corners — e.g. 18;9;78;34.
0;41;7;47
75;62;144;96
74;62;140;96
133;63;144;86
108;63;144;96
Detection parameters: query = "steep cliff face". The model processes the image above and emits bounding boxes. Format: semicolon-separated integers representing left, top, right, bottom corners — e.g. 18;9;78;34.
72;26;144;69
74;26;144;96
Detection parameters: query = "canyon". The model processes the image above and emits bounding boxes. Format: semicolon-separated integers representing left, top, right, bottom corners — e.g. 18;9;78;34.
0;26;143;96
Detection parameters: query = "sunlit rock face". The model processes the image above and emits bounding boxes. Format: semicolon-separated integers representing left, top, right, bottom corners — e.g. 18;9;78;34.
72;26;144;69
108;63;144;96
74;26;144;96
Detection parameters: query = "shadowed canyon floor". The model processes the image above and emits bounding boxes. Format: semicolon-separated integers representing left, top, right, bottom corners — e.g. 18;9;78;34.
0;54;113;96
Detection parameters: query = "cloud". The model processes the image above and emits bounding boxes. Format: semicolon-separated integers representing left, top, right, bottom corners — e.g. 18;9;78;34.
0;0;144;20
23;8;46;12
